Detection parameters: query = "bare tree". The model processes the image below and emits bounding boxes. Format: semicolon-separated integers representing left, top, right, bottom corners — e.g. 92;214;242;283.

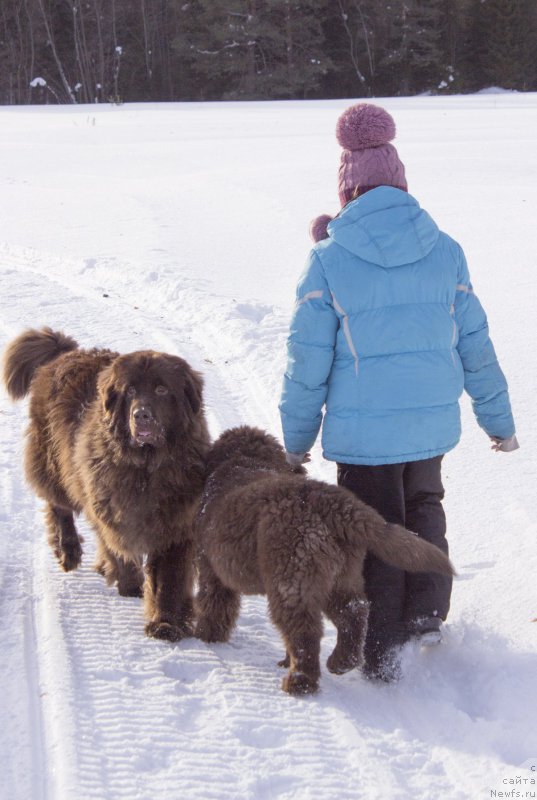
336;0;368;89
35;0;76;101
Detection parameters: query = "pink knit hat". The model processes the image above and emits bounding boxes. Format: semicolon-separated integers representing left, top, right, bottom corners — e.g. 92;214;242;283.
310;103;407;242
337;103;407;204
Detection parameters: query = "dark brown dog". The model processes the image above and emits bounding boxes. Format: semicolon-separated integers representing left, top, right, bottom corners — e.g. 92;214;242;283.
195;426;454;695
3;327;210;641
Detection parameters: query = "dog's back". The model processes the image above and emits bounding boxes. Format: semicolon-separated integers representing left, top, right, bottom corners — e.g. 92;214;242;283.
203;470;453;586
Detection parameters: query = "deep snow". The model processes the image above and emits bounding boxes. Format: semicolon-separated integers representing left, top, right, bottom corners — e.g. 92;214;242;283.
0;94;536;800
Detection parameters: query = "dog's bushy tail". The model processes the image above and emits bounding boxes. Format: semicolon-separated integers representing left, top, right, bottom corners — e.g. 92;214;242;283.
2;327;78;400
363;520;454;576
305;481;454;576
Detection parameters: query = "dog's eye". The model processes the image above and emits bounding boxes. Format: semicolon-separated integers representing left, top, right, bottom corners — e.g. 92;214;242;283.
155;385;168;396
126;386;136;397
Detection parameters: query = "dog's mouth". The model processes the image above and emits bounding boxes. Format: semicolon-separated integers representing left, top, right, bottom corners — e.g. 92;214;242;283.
134;429;156;446
129;420;164;448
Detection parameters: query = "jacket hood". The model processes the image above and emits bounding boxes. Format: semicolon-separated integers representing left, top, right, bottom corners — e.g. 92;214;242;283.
326;187;439;268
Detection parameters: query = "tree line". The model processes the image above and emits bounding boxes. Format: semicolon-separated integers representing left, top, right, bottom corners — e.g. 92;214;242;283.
1;0;536;105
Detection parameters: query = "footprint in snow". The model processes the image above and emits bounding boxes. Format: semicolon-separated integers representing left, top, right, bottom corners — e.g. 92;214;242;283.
230;302;273;323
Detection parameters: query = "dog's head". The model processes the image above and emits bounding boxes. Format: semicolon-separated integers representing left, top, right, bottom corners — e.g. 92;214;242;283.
206;426;296;475
97;351;204;450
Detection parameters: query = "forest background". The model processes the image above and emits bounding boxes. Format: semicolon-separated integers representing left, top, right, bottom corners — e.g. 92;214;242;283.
1;0;536;105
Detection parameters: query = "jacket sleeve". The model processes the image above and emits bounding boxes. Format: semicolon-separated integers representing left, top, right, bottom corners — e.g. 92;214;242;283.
454;247;515;439
279;250;338;454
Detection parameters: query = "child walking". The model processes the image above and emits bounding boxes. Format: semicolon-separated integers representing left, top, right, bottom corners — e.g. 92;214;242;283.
279;103;518;681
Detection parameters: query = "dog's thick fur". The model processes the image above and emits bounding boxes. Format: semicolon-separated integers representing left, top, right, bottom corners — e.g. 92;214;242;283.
195;426;455;695
3;327;210;641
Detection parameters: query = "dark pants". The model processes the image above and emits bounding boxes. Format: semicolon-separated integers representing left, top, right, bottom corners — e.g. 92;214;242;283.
337;457;452;669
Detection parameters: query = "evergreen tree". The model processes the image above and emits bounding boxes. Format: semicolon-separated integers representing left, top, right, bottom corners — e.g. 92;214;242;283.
436;0;466;92
458;0;487;91
173;0;330;100
479;0;537;90
379;0;446;95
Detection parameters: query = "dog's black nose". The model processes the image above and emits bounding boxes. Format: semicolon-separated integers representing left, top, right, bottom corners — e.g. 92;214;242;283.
132;405;152;423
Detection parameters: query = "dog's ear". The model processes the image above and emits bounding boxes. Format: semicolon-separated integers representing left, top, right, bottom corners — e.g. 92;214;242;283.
184;368;204;415
166;356;204;416
97;365;119;418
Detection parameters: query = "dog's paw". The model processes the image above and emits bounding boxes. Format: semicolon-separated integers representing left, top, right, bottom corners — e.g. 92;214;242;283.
94;559;106;577
194;618;230;643
326;651;362;675
59;543;83;572
145;619;193;642
117;583;143;598
277;652;290;668
281;671;319;696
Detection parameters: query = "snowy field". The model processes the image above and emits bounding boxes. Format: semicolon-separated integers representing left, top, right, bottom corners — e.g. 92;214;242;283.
0;93;536;800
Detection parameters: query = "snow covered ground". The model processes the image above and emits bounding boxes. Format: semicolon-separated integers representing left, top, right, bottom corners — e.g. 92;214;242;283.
0;93;536;800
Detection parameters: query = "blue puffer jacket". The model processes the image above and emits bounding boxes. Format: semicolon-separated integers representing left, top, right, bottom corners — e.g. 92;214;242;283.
280;187;515;465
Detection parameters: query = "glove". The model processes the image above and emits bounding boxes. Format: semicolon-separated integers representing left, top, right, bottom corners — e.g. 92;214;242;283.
285;451;311;467
490;434;520;452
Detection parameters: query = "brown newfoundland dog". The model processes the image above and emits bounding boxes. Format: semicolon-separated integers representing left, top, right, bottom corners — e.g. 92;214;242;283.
3;327;210;641
195;426;454;695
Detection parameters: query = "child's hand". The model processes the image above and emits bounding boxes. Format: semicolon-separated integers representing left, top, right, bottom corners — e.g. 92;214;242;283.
490;434;519;452
285;451;311;467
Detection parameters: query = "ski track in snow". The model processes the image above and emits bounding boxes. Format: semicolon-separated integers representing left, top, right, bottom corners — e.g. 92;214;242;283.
1;205;536;796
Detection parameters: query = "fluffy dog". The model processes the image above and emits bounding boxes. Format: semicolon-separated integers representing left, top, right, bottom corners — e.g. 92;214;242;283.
195;426;454;695
3;327;210;641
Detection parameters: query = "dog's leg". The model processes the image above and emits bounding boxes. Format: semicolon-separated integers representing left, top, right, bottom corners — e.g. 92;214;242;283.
194;554;241;643
116;558;144;597
144;539;194;642
94;537;144;597
268;594;323;695
277;652;290;668
325;591;369;675
45;504;82;572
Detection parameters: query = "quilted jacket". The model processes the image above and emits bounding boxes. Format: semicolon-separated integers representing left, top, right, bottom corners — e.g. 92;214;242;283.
279;187;515;465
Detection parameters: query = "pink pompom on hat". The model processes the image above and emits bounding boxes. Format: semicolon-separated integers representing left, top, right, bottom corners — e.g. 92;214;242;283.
309;103;407;242
337;103;407;205
309;214;334;243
